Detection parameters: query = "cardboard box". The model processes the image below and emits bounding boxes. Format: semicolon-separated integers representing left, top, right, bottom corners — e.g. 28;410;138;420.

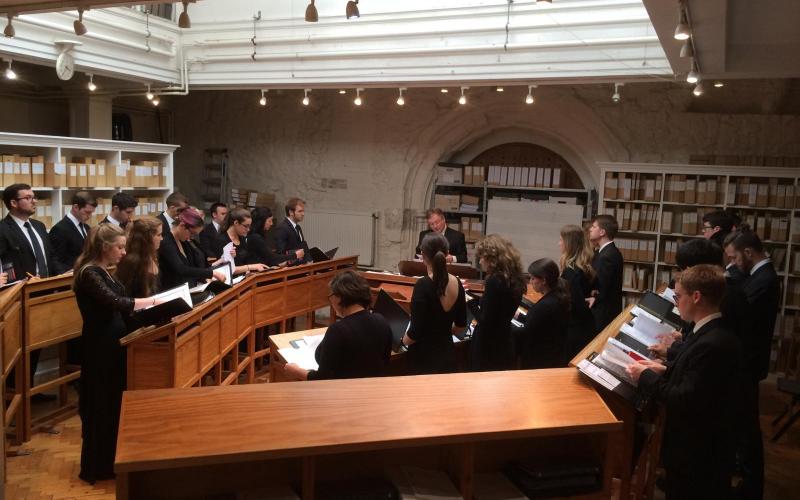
67;163;79;187
461;194;480;206
95;159;106;187
436;166;462;184
45;161;67;187
151;161;161;188
2;155;15;185
17;156;31;185
31;155;45;186
434;194;460;212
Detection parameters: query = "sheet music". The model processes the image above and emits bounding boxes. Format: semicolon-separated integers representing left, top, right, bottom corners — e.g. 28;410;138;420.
577;359;621;391
278;334;325;371
660;287;676;303
146;283;192;308
221;242;235;264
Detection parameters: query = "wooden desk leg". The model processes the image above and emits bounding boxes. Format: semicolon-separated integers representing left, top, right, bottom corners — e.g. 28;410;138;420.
22;350;31;443
605;429;623;500
247;330;255;384
301;456;314;500
452;443;474;500
58;342;68;405
116;471;129;500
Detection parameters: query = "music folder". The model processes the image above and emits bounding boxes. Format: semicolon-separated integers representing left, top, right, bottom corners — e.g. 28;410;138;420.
372;289;410;351
189;262;233;295
132;283;193;327
309;247;339;262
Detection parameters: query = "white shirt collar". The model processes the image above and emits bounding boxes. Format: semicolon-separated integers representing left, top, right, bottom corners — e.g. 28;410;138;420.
750;258;770;275
162;211;174;227
692;312;723;334
212;220;220;232
66;211;84;232
10;214;30;229
287;217;298;230
106;214;121;226
599;240;614;253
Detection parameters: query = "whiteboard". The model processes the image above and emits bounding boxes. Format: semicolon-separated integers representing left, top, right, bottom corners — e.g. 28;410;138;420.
486;200;584;268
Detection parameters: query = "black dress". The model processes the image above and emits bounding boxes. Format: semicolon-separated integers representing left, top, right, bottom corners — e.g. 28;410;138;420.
514;291;569;369
248;232;293;266
74;265;135;483
216;232;252;267
561;266;595;359
307;310;393;380
158;234;213;289
406;276;467;374
470;274;521;371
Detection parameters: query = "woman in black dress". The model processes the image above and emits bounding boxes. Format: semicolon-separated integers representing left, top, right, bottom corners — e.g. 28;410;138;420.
115;216;163;297
248;207;292;267
471;234;527;371
559;224;597;359
159;207;228;289
402;233;467;374
514;258;570;369
282;270;393;381
73;224;165;483
216;207;269;275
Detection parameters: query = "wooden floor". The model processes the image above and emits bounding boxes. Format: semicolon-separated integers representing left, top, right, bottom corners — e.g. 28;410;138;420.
5;376;800;499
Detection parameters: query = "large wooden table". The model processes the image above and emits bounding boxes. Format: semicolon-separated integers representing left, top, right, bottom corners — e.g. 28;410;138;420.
115;368;622;500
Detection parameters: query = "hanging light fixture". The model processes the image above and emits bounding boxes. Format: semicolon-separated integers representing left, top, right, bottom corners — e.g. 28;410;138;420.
354;88;363;106
338;89;346;94
525;85;536;104
4;59;16;80
4;13;14;38
305;0;319;22
692;82;704;97
440;88;449;93
259;89;267;106
714;81;724;88
458;87;468;105
178;1;191;29
87;73;97;91
679;39;694;58
496;86;504;92
612;83;622;103
145;84;154;101
674;2;691;40
74;8;88;36
152;94;161;106
396;88;406;106
302;89;311;106
346;0;360;20
686;60;700;84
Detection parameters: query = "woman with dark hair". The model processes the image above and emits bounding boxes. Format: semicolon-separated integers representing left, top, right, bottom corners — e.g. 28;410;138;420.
559;224;597;359
115;216;163;298
471;234;527;371
248;207;291;267
282;270;393;381
514;258;570;369
402;233;467;374
216;207;269;274
159;207;228;289
72;224;165;484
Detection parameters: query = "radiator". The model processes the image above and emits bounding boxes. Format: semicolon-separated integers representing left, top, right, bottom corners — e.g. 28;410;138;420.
302;210;376;266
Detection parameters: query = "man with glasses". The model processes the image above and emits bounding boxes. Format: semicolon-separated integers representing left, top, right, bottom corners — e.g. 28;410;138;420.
701;210;745;285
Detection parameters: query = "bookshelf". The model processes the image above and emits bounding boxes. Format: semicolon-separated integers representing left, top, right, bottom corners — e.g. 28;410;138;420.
599;162;800;374
0;132;178;228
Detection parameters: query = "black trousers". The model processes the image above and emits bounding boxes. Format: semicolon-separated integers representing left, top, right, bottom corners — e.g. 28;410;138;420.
737;380;764;500
666;469;731;500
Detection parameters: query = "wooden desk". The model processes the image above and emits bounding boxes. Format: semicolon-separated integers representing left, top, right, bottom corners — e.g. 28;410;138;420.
115;368;622;500
0;282;24;474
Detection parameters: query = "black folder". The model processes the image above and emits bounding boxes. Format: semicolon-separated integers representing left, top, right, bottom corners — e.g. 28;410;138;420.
131;296;192;327
309;247;339;262
639;291;683;329
372;289;410;350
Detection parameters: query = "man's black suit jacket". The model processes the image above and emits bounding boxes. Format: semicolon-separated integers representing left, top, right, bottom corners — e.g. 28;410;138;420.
0;215;66;281
742;261;780;381
639;318;742;478
198;223;221;259
49;216;90;270
415;227;468;264
273;218;310;263
591;241;624;332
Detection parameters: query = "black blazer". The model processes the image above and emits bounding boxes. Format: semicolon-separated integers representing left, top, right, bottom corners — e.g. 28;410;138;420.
198;223;221;260
100;216;126;229
638;318;742;478
725;262;747;287
0;215;66;281
591;241;624;332
415;227;468;263
248;232;293;266
741;261;780;381
513;290;569;369
157;232;213;290
273;218;310;263
157;212;171;236
49;215;90;270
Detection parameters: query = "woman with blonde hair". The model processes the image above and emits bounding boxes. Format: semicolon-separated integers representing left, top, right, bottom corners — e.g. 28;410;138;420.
559;224;597;359
472;234;527;371
115;216;163;298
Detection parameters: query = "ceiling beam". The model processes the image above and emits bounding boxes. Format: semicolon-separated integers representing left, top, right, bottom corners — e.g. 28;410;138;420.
0;0;195;16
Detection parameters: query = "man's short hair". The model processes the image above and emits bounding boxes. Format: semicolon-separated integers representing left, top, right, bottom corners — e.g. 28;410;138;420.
2;183;32;210
285;197;305;216
111;192;138;211
209;202;227;215
724;228;764;253
676;239;723;270
676;264;726;308
592;214;619;240
165;191;189;209
702;210;734;234
71;191;98;208
425;208;445;220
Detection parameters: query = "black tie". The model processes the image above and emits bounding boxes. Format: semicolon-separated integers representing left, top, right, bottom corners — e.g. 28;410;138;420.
24;221;48;278
80;223;87;239
296;224;304;242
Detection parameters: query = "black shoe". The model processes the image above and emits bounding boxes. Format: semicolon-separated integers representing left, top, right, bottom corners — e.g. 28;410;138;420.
31;393;57;403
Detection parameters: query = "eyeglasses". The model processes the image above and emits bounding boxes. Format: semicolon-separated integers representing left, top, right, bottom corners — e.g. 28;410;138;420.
701;225;714;232
238;223;251;229
15;195;36;202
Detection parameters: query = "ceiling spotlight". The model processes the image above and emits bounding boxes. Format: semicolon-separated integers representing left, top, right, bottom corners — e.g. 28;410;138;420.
74;8;88;36
496;86;504;92
525;84;536;105
612;83;622;103
302;88;311;106
259;89;267;106
714;81;724;88
152;95;160;106
686;61;699;84
440;88;448;93
692;82;704;97
458;86;468;105
4;59;16;80
396;88;406;106
145;84;154;100
87;73;97;91
536;0;553;3
354;88;363;106
4;13;14;38
338;89;346;94
674;4;691;41
679;39;694;58
346;0;360;20
305;0;319;22
178;1;191;29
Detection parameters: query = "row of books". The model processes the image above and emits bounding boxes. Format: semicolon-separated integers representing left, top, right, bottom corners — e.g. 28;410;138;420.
792;251;800;275
665;175;725;204
787;280;800;307
615;237;656;262
487;165;564;188
0;154;169;188
737;213;792;242
230;188;275;209
661;207;717;235
603;172;661;201
731;178;797;208
607;203;660;232
622;264;651;292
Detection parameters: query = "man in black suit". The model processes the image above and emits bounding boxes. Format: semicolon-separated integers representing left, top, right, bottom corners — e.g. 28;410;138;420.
49;191;96;270
0;184;69;399
274;197;310;264
101;192;137;229
724;230;780;500
588;214;623;333
415;208;467;263
702;209;747;285
157;191;189;236
627;265;741;500
199;202;228;259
